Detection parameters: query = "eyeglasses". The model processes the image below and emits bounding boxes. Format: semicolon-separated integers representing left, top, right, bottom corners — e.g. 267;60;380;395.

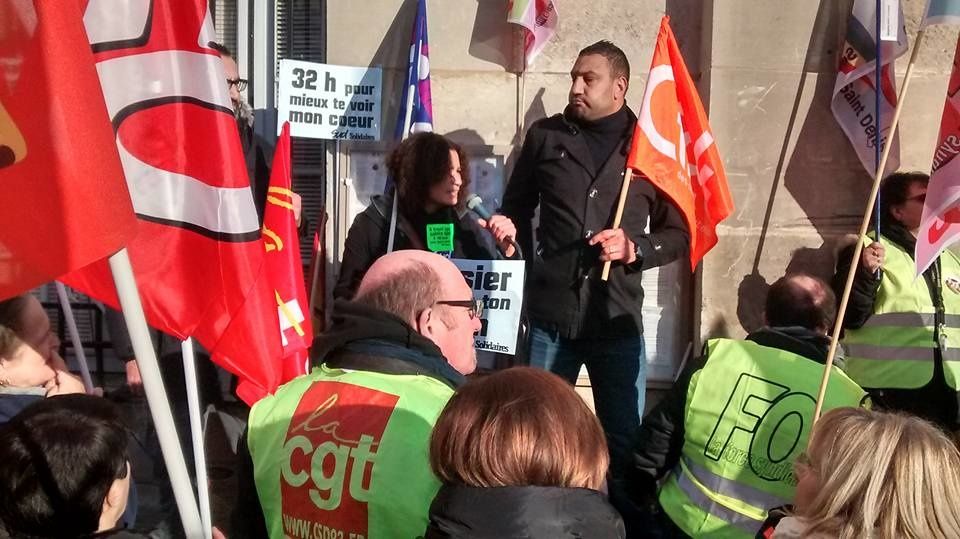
435;299;484;320
227;78;248;91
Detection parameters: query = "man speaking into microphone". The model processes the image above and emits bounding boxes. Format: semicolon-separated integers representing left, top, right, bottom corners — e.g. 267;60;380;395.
500;40;689;523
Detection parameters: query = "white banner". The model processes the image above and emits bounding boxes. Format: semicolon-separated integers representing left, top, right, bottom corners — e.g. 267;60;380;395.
277;59;382;141
451;259;525;355
831;0;907;176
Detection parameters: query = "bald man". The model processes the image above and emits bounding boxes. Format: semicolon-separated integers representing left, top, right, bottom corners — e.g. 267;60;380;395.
625;274;867;538
232;250;481;539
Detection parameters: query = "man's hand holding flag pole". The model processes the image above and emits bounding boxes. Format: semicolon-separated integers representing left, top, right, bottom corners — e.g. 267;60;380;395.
601;16;734;281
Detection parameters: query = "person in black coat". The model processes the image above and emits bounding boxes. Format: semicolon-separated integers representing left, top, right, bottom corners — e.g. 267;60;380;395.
335;132;518;300
425;367;625;538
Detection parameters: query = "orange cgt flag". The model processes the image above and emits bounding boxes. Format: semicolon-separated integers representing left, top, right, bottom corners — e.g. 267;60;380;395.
627;16;734;270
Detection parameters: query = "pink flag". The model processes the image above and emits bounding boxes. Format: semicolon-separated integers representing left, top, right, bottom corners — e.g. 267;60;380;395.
508;0;558;68
916;35;960;275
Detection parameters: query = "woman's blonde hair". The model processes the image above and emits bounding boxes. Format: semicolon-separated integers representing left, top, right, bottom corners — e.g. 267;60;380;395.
797;407;960;538
429;367;608;490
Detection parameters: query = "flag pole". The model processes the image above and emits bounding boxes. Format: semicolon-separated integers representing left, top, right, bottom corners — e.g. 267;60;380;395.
813;27;927;423
181;337;213;539
873;0;883;241
108;249;203;537
601;168;635;281
387;87;416;254
54;282;95;392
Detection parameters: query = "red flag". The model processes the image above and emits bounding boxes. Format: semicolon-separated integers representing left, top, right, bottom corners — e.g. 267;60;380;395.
255;122;311;388
62;0;281;404
916;35;960;275
0;1;136;299
626;16;734;269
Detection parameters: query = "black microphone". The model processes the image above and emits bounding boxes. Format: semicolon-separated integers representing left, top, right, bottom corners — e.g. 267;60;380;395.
465;194;523;259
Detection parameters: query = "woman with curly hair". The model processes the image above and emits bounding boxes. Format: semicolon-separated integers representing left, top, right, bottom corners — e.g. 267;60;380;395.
335;132;517;299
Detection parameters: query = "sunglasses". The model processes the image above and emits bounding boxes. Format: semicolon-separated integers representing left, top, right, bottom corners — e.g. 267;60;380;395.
227;77;248;91
435;299;484;320
905;193;926;204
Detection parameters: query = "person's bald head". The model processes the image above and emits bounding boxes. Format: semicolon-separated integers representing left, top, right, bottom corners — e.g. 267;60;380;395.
355;250;479;374
764;274;836;334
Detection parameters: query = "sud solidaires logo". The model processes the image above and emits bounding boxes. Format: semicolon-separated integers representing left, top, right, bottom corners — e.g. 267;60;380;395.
280;382;398;538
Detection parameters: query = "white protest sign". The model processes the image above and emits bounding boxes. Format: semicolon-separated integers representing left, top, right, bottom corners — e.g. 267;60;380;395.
277;59;382;141
451;259;525;355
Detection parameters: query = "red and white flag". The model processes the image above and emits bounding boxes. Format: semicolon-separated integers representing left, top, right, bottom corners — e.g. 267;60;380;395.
63;0;282;405
916;35;960;275
831;0;907;177
0;0;136;299
260;122;312;386
626;16;734;270
508;0;558;68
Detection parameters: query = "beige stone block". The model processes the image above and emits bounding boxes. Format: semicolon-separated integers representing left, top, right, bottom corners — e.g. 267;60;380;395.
326;0;410;68
430;71;519;147
710;0;849;73
325;0;521;73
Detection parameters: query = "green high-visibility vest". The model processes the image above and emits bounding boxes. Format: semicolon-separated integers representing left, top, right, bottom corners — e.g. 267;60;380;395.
842;234;960;389
659;339;865;538
247;365;454;539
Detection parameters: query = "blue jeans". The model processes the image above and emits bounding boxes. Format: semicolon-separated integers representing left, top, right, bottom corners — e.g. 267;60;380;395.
528;324;646;476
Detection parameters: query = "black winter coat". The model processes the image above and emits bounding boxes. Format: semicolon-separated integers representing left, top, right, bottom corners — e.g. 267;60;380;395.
425;484;626;538
501;105;689;339
334;193;502;300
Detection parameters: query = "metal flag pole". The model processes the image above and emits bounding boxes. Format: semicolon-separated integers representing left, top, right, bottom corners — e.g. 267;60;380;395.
182;337;212;539
54;281;94;392
107;249;203;536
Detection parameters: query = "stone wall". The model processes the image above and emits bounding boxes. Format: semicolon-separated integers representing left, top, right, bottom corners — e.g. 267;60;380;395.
325;0;959;349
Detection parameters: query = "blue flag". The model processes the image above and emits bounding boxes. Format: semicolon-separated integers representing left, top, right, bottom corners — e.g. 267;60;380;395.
394;0;433;139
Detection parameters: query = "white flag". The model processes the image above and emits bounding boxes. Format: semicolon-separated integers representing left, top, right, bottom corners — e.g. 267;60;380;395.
831;0;907;176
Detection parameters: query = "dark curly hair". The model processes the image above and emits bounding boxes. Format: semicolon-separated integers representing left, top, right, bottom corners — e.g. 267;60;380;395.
388;132;470;217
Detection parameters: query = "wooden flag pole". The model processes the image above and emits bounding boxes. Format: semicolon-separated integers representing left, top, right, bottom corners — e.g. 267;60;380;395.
601;167;634;281
812;28;927;423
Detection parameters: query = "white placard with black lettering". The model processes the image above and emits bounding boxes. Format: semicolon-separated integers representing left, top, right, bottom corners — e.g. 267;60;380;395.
451;259;525;355
277;59;382;141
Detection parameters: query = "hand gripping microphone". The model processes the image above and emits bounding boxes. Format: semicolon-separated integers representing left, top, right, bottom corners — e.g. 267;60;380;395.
465;194;523;259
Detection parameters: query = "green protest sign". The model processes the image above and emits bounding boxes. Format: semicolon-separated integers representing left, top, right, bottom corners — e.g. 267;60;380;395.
426;223;454;253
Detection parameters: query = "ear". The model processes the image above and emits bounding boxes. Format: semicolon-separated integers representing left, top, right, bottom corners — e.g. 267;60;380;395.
416;307;438;340
615;75;628;100
104;476;125;511
890;203;906;222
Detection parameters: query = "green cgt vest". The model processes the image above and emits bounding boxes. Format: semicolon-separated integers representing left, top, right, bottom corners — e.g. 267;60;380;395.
659;339;865;538
247;365;454;539
842;234;960;389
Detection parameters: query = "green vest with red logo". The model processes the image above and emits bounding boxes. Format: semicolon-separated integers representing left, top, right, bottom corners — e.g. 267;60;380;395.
659;339;865;538
842;234;960;389
247;365;454;539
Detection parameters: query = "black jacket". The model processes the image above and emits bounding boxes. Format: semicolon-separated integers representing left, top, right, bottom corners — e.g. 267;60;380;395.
425;484;626;538
230;300;465;539
334;193;502;300
832;222;958;430
501;105;689;339
628;327;835;508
